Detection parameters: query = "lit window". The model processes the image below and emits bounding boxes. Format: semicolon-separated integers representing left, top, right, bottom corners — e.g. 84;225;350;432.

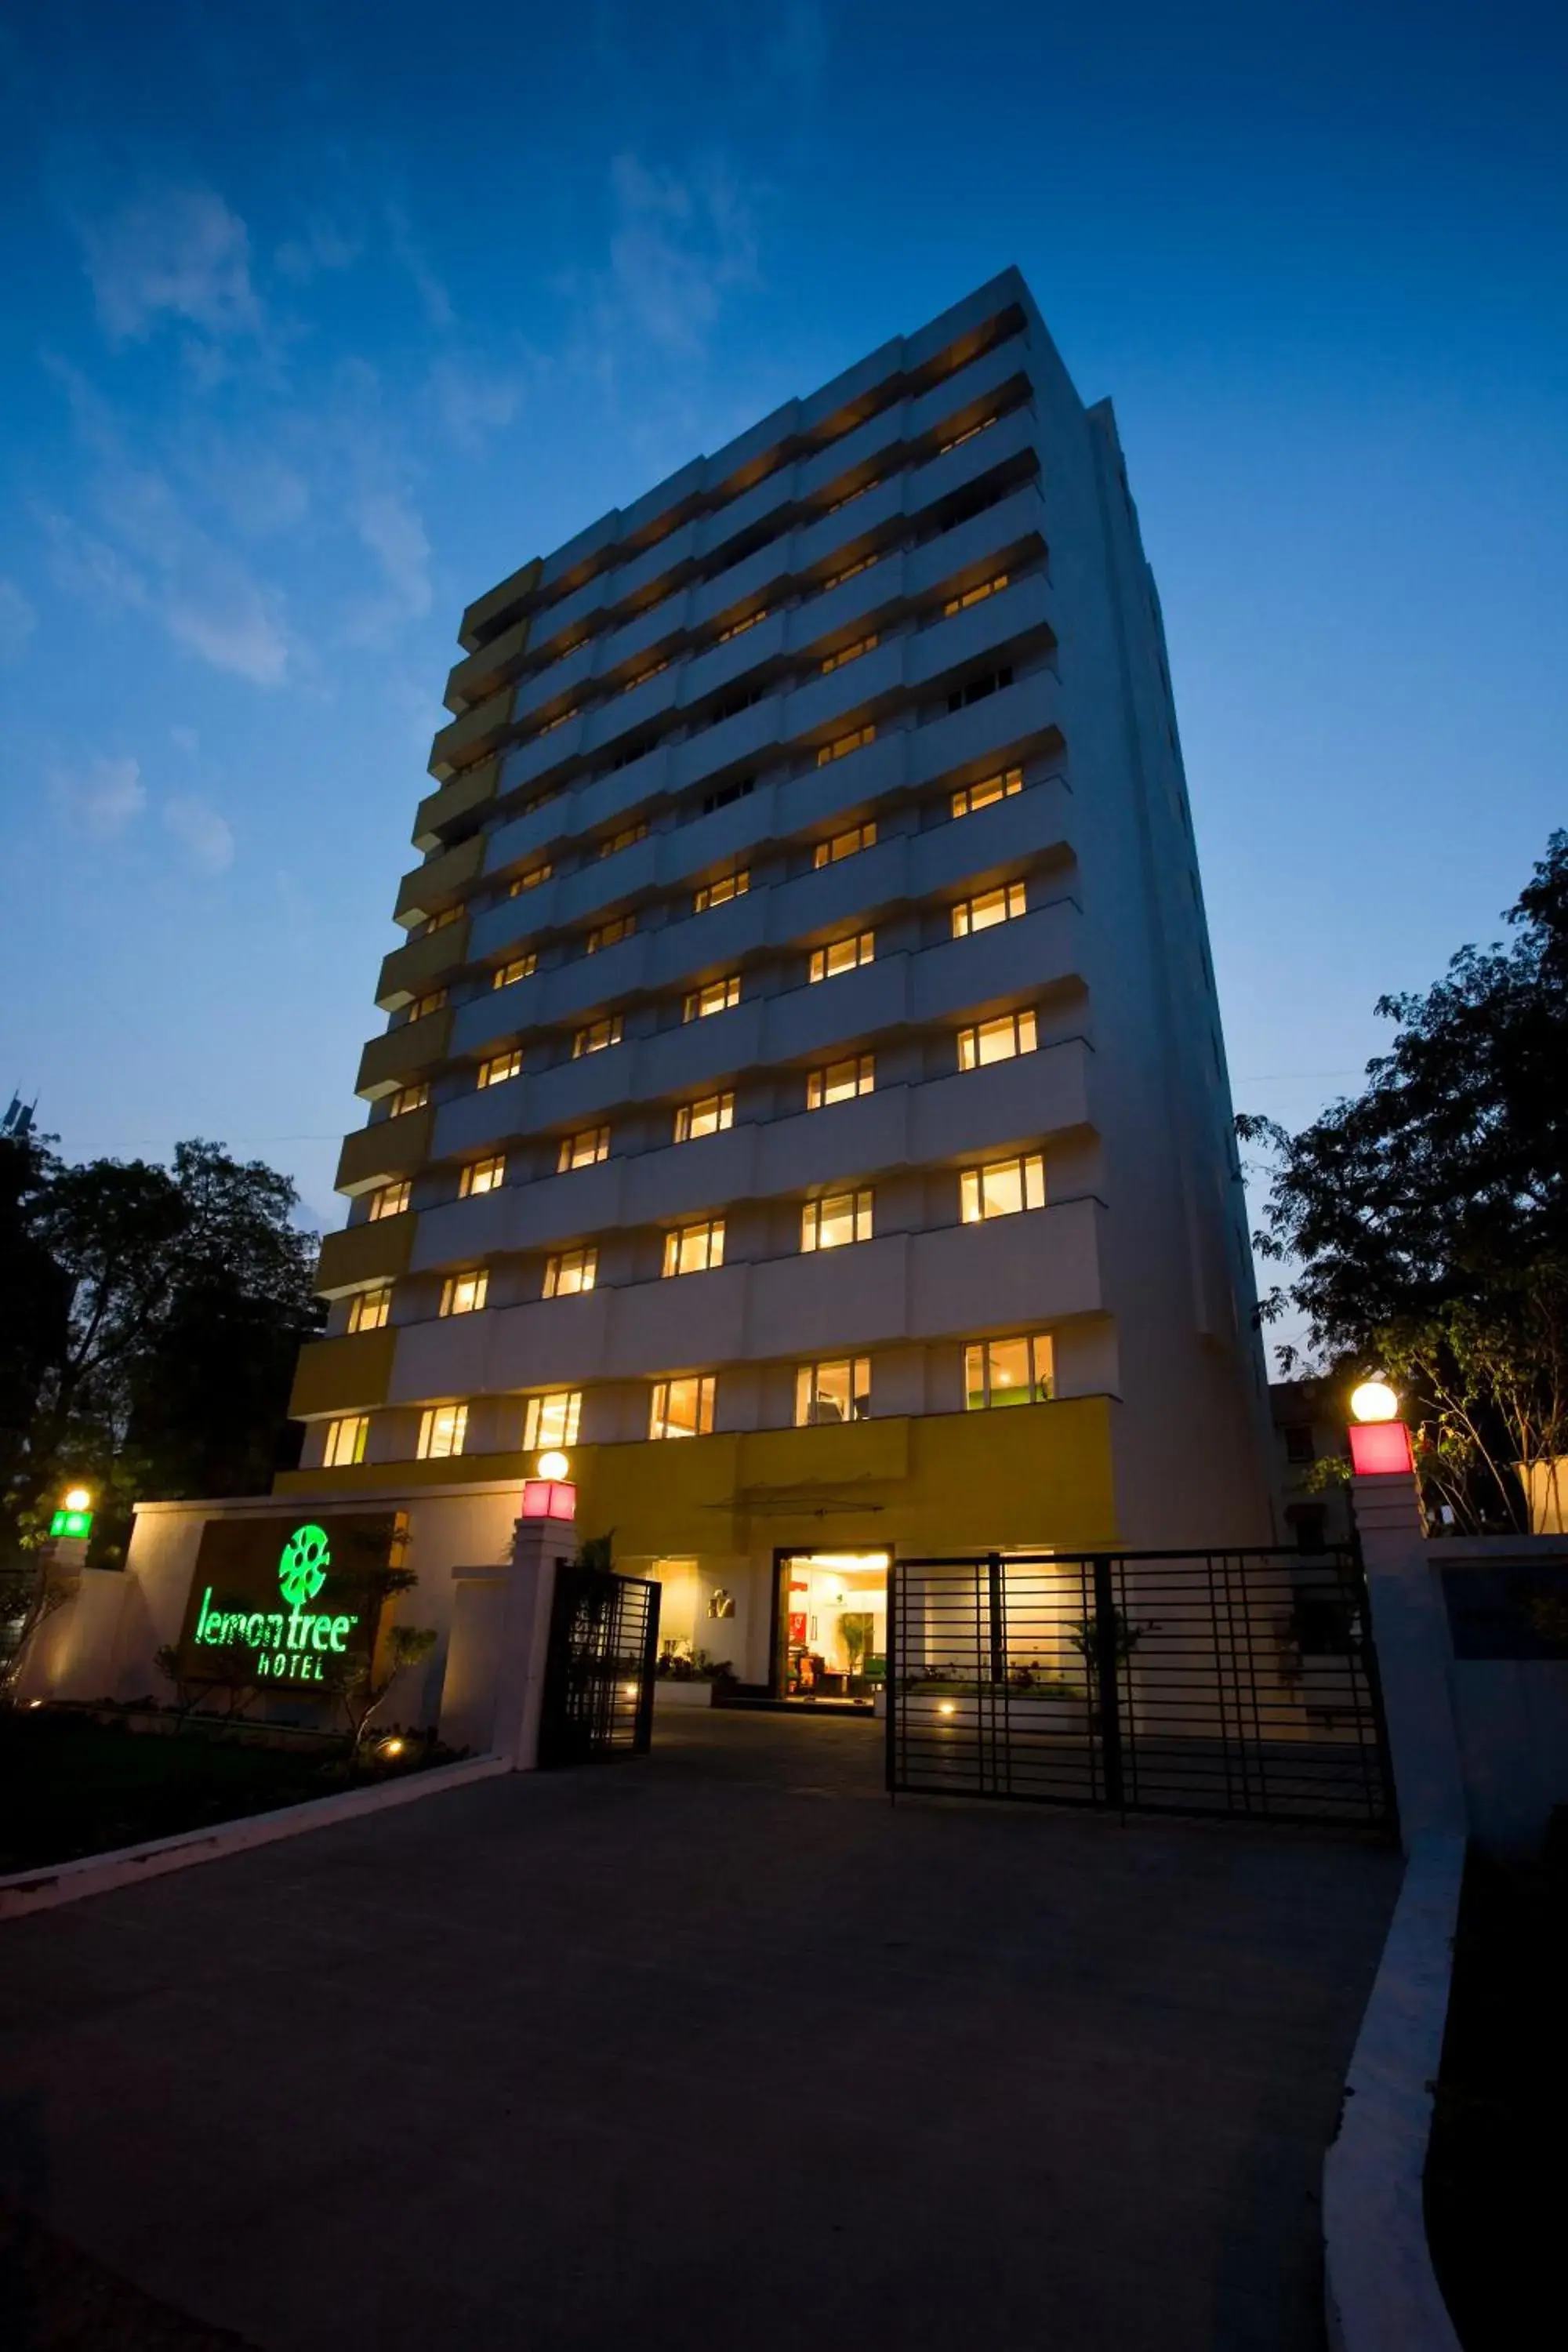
417;1403;469;1460
684;975;741;1021
942;572;1009;617
460;1154;506;1197
808;931;874;983
599;822;648;858
440;1270;488;1317
649;1376;716;1440
822;555;874;593
535;706;578;737
951;768;1023;819
389;1083;429;1117
493;953;538;989
347;1287;391;1334
586;915;635;953
964;1334;1054;1410
573;1015;623;1057
801;1190;873;1251
817;723;876;768
821;633;878;676
368;1181;411;1221
558;1126;610;1172
960;1155;1046;1222
957;1010;1038;1070
674;1091;735;1142
508;862;553;897
523;1391;581;1450
794;1357;870;1426
806;1054;874;1109
478;1047;523;1088
937;415;997;456
543;1247;597;1299
662;1219;725;1277
323;1414;368;1467
622;659;668;693
952;881;1027;938
812;822;877;869
423;904;463;935
694;869;750;912
410;989;448;1021
716;607;768;645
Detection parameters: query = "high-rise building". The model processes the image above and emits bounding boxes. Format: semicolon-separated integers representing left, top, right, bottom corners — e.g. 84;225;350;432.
281;267;1274;1694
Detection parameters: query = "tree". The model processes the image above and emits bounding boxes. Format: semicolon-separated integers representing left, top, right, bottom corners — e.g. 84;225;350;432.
321;1568;437;1754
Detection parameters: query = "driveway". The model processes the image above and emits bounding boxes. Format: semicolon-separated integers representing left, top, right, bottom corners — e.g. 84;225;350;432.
0;1710;1398;2351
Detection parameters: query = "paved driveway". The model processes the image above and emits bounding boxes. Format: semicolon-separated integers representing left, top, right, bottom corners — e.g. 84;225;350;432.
0;1711;1397;2351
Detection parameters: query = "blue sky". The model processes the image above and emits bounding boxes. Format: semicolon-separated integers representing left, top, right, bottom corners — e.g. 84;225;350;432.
2;0;1564;1342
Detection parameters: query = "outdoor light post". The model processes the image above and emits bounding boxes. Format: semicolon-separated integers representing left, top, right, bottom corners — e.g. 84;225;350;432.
439;1452;578;1768
46;1485;95;1573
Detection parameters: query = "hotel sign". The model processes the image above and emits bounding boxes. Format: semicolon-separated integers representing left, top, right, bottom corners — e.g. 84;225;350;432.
177;1512;405;1686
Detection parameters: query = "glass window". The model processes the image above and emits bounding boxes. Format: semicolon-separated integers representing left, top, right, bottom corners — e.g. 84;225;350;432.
822;555;874;593
508;862;552;896
478;1047;523;1088
816;723;876;768
649;1376;716;1440
543;1247;597;1299
957;1010;1038;1070
573;1016;622;1057
586;915;634;953
558;1126;610;1172
440;1270;488;1317
417;1403;469;1459
662;1219;725;1276
347;1287;391;1334
389;1083;429;1116
952;882;1027;938
493;953;538;989
460;1154;506;1197
821;632;878;676
942;571;1008;617
675;1091;735;1142
684;975;741;1021
423;903;463;935
599;822;648;858
811;821;877;869
716;607;768;644
523;1391;581;1450
409;989;448;1021
808;931;874;984
794;1358;871;1426
694;870;750;912
951;767;1024;820
964;1334;1054;1410
806;1055;875;1109
937;415;997;456
960;1154;1047;1222
368;1180;411;1221
323;1414;368;1468
801;1190;873;1251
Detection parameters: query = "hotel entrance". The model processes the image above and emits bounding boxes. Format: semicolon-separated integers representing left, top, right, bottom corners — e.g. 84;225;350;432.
774;1550;889;1709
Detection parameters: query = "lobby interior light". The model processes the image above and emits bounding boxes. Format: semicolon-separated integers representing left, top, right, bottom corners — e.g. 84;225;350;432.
537;1449;571;1481
1350;1380;1399;1425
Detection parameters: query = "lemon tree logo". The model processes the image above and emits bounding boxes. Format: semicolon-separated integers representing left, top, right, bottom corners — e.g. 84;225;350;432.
278;1523;330;1606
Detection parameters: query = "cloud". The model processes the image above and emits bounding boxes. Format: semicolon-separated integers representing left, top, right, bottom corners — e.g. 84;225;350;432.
430;354;523;450
163;795;235;876
51;753;147;840
81;187;263;344
171;724;199;753
387;205;454;329
274;219;363;282
343;484;432;641
0;579;35;662
604;152;758;355
165;561;289;683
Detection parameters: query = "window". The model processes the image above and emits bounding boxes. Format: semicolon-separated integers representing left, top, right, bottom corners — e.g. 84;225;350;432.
806;1054;874;1109
423;903;463;935
586;915;635;953
662;1218;725;1277
1283;1425;1316;1468
947;666;1012;714
695;869;750;912
794;1357;870;1426
417;1403;470;1459
801;1189;873;1251
649;1376;716;1440
543;1247;597;1298
440;1270;488;1317
822;554;874;593
964;1334;1054;1410
509;862;552;897
478;1047;523;1088
389;1083;429;1116
573;1015;623;1057
368;1180;411;1221
937;414;997;456
323;1414;368;1468
493;953;538;989
622;659;667;692
674;1091;735;1142
952;881;1027;938
812;821;877;869
808;931;874;983
943;571;1008;617
700;774;754;816
460;1154;506;1197
684;974;741;1021
706;683;766;730
951;767;1023;819
558;1125;610;1172
960;1154;1046;1222
611;734;658;773
410;989;448;1021
523;1390;581;1450
716;607;768;645
821;633;877;676
347;1287;391;1334
817;723;876;767
957;1009;1038;1069
599;822;648;858
535;706;578;737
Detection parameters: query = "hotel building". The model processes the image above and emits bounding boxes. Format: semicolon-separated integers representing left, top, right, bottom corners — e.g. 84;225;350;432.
277;267;1275;1699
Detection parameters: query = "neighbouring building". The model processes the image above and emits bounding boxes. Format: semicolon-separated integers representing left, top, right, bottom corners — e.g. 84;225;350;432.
1269;1378;1352;1552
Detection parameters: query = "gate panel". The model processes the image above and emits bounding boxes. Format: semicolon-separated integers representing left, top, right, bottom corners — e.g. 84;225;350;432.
538;1565;660;1769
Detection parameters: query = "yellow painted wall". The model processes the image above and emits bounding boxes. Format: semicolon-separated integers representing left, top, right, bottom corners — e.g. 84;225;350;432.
377;920;471;1011
289;1327;398;1417
335;1105;435;1196
313;1211;417;1297
356;1004;454;1098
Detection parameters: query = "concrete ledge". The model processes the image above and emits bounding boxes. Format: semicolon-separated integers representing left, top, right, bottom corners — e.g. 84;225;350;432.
1323;1831;1466;2352
0;1752;511;1923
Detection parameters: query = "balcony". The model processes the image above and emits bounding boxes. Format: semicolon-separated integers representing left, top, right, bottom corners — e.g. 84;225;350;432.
412;759;499;855
444;608;533;715
314;1212;418;1298
392;833;486;928
335;1103;434;1196
428;684;517;782
458;555;541;655
289;1327;397;1418
356;1004;454;1099
377;917;470;1011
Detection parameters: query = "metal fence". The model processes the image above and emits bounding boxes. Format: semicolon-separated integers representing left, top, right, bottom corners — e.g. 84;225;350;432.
537;1564;661;1769
887;1547;1393;1831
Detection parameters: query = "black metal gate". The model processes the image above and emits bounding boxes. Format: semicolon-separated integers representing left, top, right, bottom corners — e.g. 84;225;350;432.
537;1564;661;1769
887;1546;1393;1831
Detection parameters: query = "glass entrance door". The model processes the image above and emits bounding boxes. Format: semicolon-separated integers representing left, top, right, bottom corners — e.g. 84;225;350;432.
775;1552;889;1707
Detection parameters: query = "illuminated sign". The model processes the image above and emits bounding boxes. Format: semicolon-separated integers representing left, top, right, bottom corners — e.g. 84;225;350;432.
178;1511;404;1686
50;1508;93;1539
521;1478;576;1520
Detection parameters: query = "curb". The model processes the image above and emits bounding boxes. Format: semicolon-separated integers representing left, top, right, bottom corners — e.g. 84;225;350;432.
0;1752;511;1922
1323;1831;1465;2352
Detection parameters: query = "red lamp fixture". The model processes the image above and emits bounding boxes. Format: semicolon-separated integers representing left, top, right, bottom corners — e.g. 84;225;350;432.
521;1448;576;1519
1346;1379;1414;1475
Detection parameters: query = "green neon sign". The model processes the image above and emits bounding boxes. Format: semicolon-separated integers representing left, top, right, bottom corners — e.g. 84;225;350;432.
191;1522;361;1684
